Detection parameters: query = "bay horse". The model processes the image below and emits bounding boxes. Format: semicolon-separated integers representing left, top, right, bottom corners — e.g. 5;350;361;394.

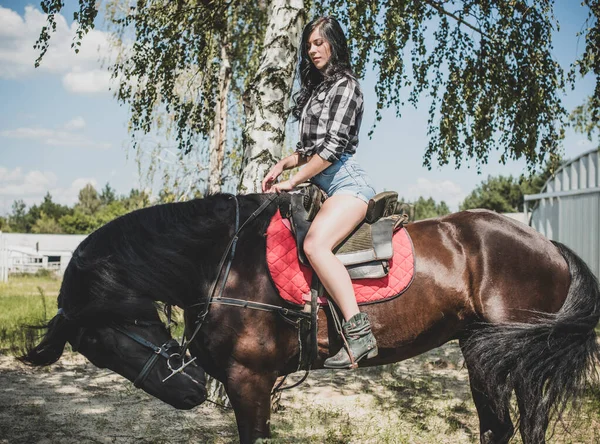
22;193;600;443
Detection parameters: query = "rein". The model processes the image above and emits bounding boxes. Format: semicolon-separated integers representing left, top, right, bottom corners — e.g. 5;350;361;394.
181;194;278;356
63;194;314;394
182;193;314;393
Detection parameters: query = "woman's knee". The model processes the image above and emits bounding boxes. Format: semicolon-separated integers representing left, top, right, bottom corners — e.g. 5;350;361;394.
303;233;330;261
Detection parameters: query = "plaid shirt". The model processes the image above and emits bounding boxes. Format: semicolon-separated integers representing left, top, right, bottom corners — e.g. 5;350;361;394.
296;75;364;163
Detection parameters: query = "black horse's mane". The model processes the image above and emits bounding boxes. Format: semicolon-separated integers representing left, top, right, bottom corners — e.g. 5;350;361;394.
59;193;276;324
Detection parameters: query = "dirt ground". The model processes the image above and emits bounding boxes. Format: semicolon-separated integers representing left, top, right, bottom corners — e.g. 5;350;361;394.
0;343;598;443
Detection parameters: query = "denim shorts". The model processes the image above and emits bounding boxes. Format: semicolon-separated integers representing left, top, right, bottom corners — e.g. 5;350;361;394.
310;153;376;204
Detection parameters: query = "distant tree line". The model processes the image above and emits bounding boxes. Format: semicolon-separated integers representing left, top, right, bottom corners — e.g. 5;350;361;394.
459;159;559;213
404;159;559;220
0;158;559;233
0;184;154;234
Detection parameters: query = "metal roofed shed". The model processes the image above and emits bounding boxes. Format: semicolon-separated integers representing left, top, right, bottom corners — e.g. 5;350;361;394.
524;148;600;279
0;232;87;282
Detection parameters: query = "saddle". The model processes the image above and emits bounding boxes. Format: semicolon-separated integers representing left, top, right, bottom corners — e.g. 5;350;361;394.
278;184;407;280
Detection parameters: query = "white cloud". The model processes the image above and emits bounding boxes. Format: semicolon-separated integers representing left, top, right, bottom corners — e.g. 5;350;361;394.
63;69;113;93
0;6;25;38
49;177;98;208
0;6;118;94
1;117;111;149
0;166;23;182
0;166;97;215
406;177;465;211
64;116;86;131
1;127;54;139
0;169;57;196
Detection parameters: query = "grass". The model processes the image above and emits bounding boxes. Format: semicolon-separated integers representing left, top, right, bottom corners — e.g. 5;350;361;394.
0;272;186;355
0;272;61;354
265;345;600;443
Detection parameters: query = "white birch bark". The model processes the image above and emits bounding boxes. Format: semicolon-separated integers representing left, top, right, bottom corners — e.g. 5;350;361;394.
237;0;306;193
207;37;232;195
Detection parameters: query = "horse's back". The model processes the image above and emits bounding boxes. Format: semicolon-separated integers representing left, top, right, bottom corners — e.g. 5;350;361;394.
406;209;569;323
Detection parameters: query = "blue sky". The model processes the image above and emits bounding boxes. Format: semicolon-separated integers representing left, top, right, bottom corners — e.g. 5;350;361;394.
0;1;597;216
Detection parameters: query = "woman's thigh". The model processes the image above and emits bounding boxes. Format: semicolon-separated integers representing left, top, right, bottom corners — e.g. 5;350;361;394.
304;194;368;251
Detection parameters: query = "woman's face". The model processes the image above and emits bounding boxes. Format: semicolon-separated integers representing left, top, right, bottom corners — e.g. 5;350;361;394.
306;27;331;71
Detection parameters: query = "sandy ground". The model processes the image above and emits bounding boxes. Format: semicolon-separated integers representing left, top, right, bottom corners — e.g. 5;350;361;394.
1;343;597;443
0;344;477;444
0;353;237;444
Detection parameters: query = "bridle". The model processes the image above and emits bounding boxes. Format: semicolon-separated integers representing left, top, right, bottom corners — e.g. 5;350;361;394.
65;310;199;389
110;321;198;388
180;194;311;357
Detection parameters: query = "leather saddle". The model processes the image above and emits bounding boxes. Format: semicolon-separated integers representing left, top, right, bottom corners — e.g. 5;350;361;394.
278;184;407;280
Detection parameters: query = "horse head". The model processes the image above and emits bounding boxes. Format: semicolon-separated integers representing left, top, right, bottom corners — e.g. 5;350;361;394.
22;306;207;410
22;227;210;410
70;315;207;410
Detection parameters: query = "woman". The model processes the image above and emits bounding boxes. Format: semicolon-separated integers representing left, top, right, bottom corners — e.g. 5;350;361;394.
261;17;377;369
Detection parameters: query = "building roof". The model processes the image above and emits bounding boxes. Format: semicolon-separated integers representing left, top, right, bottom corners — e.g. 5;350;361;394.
525;148;600;202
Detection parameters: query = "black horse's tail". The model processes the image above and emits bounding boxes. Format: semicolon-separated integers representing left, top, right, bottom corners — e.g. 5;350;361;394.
463;241;600;442
19;313;75;366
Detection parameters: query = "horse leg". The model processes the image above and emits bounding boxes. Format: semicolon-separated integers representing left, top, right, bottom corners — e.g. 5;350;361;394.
225;364;276;444
514;382;549;444
460;340;514;444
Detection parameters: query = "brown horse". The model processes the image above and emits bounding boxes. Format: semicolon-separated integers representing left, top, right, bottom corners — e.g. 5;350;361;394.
22;194;600;443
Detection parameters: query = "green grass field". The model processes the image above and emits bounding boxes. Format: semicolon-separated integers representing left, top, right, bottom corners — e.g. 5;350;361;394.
0;272;186;355
0;272;61;355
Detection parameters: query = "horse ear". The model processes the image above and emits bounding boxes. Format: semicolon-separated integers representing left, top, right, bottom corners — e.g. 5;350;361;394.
19;314;75;366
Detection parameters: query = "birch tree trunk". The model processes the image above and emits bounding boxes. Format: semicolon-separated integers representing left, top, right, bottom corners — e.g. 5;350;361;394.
237;0;306;193
207;35;232;195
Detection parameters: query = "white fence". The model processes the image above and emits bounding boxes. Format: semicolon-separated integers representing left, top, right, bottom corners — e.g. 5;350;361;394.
0;232;7;282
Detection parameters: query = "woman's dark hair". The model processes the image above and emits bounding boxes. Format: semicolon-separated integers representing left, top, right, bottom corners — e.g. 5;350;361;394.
291;17;355;120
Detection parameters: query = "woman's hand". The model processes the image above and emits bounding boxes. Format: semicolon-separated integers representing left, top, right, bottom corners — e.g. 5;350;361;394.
268;180;295;194
262;163;284;192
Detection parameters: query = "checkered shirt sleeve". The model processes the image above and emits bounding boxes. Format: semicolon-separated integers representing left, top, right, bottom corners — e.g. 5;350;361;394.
296;76;364;163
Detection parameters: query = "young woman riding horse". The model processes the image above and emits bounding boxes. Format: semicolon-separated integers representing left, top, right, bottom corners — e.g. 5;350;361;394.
262;16;377;369
22;15;600;444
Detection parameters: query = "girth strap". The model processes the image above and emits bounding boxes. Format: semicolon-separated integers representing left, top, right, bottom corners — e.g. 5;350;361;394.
210;297;311;321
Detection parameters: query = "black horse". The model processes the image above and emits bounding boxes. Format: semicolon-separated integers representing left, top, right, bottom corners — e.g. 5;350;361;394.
23;194;600;443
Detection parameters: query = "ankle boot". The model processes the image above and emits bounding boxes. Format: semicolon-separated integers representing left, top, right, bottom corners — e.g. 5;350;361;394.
323;312;378;369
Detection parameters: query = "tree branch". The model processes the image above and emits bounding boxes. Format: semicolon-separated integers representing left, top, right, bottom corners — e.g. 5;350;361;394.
421;0;493;40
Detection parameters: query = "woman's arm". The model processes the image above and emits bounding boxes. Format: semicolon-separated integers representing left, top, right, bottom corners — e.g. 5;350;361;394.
288;155;330;187
262;153;309;192
281;152;308;170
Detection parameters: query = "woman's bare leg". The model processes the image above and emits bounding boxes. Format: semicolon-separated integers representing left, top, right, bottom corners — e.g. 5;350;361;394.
303;194;367;321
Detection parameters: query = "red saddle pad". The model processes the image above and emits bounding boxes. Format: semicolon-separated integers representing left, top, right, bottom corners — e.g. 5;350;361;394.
265;210;415;306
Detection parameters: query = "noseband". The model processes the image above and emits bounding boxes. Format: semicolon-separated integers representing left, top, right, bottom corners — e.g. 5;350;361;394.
110;321;198;388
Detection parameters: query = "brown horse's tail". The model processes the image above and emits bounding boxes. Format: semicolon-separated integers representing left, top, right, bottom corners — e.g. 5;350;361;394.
463;241;600;442
19;311;76;366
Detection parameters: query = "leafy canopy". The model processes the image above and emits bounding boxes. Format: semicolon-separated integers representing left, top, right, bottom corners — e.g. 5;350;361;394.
34;1;599;172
